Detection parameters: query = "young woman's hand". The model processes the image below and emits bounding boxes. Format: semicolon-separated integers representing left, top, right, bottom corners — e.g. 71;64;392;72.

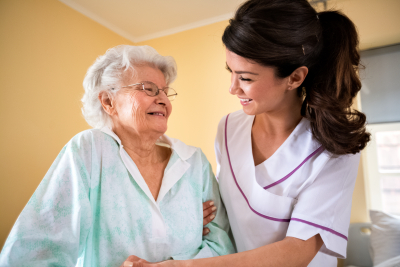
121;256;178;267
202;200;216;235
120;256;150;267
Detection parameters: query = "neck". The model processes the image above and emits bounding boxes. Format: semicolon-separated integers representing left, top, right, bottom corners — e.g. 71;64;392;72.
253;96;303;136
112;124;166;164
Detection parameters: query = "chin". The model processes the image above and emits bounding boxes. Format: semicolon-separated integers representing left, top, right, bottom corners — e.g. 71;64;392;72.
154;125;168;135
242;106;258;116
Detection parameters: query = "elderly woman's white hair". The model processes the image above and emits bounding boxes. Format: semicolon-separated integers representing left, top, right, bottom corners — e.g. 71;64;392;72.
81;45;177;129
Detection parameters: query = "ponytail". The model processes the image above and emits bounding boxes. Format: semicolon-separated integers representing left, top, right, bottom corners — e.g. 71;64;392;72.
222;0;370;155
303;11;370;154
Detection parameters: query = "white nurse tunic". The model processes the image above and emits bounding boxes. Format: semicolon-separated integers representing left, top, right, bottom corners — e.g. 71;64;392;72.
215;110;360;267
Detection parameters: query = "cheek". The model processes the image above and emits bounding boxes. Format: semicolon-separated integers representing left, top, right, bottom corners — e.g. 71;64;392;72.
129;96;150;126
166;102;172;118
250;82;282;100
116;93;144;121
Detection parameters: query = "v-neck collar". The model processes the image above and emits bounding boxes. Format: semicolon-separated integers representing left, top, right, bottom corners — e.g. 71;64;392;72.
226;111;322;193
252;117;308;167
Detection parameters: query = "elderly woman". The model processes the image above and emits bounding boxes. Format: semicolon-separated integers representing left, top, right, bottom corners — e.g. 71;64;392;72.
0;45;235;267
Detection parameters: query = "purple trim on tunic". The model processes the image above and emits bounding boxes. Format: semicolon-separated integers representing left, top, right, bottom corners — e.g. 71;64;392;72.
291;218;348;241
224;114;348;241
263;146;324;190
224;114;290;222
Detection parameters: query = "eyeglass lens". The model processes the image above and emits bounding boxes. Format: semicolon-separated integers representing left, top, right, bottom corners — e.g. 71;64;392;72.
142;82;177;100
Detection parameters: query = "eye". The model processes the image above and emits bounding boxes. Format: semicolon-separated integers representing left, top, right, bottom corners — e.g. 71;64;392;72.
239;76;252;82
225;64;232;73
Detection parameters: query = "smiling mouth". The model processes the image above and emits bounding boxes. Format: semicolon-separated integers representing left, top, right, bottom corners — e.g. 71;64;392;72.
147;112;165;116
240;98;253;103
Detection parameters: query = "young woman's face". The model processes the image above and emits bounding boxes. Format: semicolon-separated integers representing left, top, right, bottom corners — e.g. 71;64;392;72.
225;49;292;116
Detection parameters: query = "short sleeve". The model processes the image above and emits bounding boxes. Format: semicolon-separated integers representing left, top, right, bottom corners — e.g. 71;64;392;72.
286;152;361;258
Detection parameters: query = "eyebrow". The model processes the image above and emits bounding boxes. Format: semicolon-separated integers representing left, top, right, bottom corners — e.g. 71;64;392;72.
225;63;259;75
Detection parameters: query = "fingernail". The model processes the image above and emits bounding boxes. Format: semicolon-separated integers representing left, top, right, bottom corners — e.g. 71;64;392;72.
206;228;210;233
212;206;216;211
210;214;215;220
209;201;214;206
124;261;133;267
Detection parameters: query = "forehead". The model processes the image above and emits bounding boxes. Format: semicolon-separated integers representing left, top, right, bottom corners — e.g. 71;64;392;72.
122;65;166;86
226;49;258;68
225;49;277;77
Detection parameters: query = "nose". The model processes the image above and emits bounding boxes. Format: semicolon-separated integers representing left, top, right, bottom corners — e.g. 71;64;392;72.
229;75;240;95
155;90;168;106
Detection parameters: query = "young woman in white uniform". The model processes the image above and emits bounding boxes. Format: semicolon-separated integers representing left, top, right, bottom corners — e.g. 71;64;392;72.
123;0;370;266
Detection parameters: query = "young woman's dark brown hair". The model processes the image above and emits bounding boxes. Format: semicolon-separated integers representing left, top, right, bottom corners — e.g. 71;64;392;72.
222;0;370;155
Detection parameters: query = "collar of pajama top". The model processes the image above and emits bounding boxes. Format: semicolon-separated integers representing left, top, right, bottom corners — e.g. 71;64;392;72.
100;127;198;240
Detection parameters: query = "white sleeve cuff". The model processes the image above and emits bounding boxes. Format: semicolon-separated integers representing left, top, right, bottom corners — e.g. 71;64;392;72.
286;214;348;258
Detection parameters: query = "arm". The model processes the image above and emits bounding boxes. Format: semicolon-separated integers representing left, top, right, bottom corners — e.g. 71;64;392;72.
174;235;323;267
123;235;322;267
171;152;235;260
0;134;93;267
195;152;236;258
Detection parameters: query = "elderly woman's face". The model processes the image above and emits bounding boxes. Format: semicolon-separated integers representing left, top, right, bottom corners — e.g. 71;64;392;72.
111;65;172;136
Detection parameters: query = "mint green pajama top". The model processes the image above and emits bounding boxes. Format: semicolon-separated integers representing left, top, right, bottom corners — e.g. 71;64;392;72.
0;128;235;267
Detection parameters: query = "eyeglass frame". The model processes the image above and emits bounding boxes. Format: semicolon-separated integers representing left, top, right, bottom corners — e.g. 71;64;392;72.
113;81;177;100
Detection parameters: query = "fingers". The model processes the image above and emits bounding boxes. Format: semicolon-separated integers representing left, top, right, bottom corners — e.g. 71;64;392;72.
122;256;150;267
203;201;217;226
203;227;210;236
202;200;214;212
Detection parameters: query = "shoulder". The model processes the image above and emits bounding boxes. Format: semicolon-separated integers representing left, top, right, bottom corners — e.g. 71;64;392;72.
66;129;117;152
216;109;252;136
217;109;248;126
324;152;361;173
162;135;200;160
164;135;212;170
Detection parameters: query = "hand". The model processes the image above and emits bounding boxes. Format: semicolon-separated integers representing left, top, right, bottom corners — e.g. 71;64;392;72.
202;200;216;235
120;255;151;267
121;256;176;267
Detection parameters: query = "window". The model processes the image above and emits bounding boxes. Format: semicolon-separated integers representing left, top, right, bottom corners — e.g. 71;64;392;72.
363;124;400;215
360;44;400;216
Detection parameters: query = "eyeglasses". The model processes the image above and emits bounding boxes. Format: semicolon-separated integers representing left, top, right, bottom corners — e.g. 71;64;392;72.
119;81;177;101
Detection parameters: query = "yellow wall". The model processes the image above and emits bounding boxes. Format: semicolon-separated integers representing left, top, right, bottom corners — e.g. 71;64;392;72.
1;0;400;252
0;0;134;248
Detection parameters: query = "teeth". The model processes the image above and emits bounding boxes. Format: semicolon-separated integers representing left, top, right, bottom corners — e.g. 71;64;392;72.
240;99;252;102
153;113;164;116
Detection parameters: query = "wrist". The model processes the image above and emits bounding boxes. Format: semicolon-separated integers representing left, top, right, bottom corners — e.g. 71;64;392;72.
160;259;192;267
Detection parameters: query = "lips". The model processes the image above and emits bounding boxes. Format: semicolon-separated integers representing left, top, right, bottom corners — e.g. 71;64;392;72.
147;112;166;116
239;98;253;103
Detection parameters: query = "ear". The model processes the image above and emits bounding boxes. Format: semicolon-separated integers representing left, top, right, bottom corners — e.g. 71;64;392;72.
287;66;308;91
98;91;116;116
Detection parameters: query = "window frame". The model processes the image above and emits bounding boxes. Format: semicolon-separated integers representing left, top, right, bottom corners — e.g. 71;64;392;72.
362;122;400;213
